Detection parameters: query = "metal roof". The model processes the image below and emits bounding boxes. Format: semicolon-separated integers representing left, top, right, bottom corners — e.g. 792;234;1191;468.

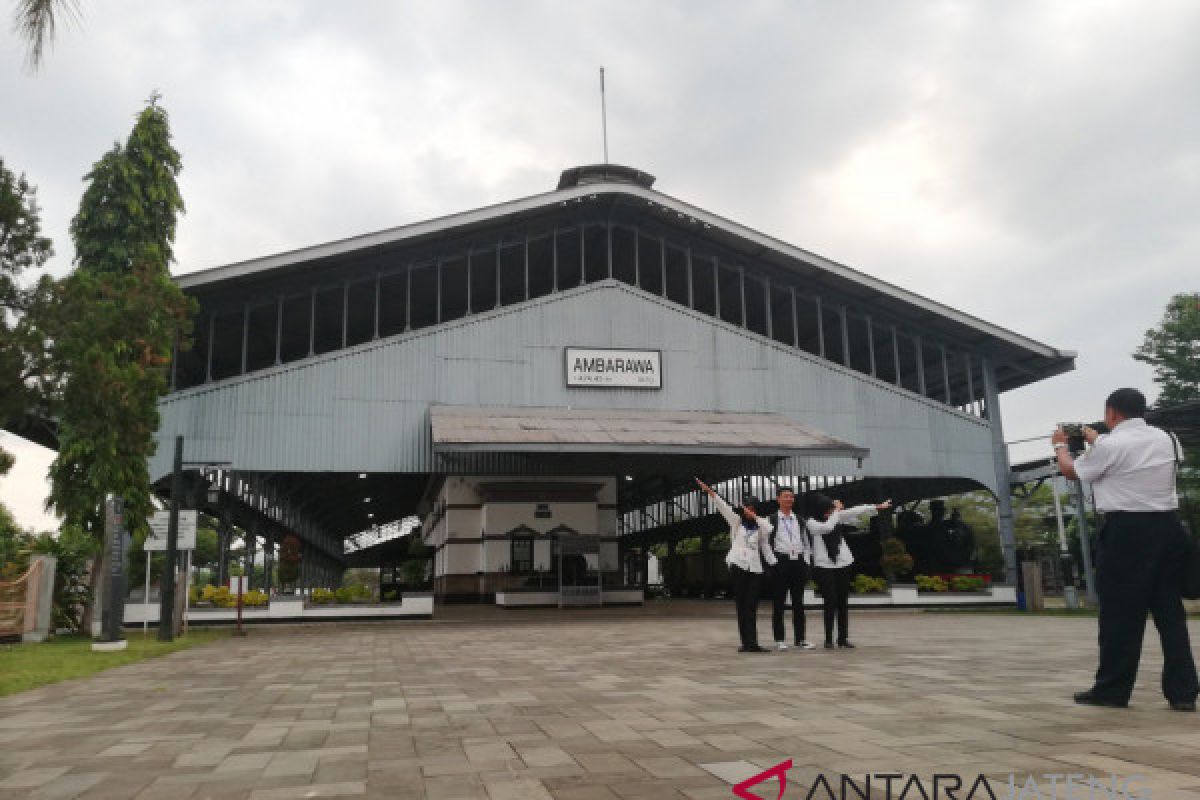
429;405;869;459
173;166;1074;390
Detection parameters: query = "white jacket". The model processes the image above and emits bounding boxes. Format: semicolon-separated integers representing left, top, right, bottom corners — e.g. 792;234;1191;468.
713;493;777;573
806;505;876;569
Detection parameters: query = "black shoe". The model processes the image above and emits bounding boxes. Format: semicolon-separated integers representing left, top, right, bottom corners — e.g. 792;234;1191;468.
823;641;834;649
1168;700;1196;712
1073;691;1128;708
837;640;856;649
738;645;768;653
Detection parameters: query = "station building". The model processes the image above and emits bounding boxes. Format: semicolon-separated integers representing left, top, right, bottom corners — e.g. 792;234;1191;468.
150;165;1074;605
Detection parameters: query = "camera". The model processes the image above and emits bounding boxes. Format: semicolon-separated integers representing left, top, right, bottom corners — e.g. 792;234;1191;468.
1059;421;1109;454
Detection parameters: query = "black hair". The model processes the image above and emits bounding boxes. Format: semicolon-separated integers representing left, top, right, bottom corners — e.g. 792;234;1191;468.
1105;388;1146;419
776;486;795;497
807;493;836;520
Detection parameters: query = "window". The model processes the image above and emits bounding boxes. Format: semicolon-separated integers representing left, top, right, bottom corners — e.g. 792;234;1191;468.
511;538;533;574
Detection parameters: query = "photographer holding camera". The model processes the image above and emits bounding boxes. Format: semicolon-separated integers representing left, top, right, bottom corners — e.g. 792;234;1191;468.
1052;388;1198;711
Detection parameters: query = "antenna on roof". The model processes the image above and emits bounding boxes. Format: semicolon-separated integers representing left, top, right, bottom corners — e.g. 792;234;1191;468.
600;66;609;164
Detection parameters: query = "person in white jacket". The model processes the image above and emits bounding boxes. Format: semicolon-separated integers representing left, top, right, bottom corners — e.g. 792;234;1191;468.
696;478;777;652
806;493;892;649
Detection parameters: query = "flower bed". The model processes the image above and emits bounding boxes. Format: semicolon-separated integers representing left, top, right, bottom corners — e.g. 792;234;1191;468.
916;574;990;593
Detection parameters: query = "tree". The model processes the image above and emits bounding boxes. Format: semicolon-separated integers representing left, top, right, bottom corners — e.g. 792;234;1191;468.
48;97;194;566
1135;293;1200;405
12;0;80;70
0;157;55;472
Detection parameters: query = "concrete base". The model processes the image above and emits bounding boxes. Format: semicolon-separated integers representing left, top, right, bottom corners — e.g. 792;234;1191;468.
91;639;128;652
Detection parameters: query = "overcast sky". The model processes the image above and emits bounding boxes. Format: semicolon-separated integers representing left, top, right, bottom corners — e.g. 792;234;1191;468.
2;1;1197;462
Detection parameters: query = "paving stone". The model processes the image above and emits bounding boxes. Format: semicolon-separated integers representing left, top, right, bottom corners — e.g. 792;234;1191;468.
1;605;1198;799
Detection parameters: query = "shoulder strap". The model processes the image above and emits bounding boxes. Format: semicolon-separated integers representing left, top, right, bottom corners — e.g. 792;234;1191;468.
1168;430;1195;536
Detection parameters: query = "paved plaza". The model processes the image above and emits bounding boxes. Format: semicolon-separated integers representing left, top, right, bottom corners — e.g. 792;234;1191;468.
2;604;1199;799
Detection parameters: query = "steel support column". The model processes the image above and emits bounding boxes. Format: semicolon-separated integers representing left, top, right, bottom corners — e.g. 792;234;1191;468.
983;359;1018;586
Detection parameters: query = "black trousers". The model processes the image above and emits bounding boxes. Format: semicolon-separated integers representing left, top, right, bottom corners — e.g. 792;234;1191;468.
1091;511;1199;705
771;557;809;643
729;565;763;648
813;565;852;643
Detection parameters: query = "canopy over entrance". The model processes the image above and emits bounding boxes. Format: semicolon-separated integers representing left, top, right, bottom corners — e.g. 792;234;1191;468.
429;405;868;477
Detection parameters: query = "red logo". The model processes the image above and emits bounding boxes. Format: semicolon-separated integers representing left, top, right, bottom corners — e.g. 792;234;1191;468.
732;759;792;800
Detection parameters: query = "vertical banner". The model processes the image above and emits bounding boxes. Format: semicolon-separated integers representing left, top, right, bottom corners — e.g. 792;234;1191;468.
101;495;129;642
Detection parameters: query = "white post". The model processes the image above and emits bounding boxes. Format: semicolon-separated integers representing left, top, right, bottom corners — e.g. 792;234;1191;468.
144;551;151;635
1051;478;1079;609
183;551;191;635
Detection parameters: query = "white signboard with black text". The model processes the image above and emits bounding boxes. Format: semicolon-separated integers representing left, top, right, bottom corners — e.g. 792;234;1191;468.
565;348;662;389
146;510;198;551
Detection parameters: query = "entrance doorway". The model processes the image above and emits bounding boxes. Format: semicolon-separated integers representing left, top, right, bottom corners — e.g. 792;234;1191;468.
558;535;601;607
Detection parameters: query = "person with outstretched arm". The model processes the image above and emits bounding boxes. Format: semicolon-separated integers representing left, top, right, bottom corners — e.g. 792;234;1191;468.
806;493;892;649
695;478;777;653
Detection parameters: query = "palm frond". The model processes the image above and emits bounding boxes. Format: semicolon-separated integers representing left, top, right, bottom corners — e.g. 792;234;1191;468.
13;0;81;70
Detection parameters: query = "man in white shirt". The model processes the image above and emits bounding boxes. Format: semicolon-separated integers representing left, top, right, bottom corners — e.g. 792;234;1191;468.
1053;387;1198;712
768;487;816;651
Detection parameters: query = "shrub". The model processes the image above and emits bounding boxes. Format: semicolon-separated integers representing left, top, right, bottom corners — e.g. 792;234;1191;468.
243;589;269;607
340;583;372;602
879;537;914;581
311;587;335;605
200;585;235;608
852;574;888;594
949;575;986;592
916;575;948;592
188;584;201;605
382;589;398;602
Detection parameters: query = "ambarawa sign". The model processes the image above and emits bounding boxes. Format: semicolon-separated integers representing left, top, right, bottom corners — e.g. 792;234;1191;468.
565;348;661;389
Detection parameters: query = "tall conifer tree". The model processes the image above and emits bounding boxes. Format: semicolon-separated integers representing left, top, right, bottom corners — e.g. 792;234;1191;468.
49;97;194;544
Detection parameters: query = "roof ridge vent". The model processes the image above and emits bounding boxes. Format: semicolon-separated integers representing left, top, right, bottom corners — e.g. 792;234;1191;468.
557;164;655;190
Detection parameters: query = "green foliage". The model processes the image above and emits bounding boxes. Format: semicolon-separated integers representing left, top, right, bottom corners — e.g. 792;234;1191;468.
310;587;334;605
401;559;427;587
187;583;200;605
0;630;228;698
974;540;1007;580
31;524;97;633
69;99;185;277
879;536;913;581
382;589;398;602
200;584;234;608
851;574;888;594
243;589;268;607
12;0;81;71
0;502;32;572
949;575;986;592
49;98;195;557
0;157;56;456
1135;292;1200;405
192;526;219;570
1135;293;1200;533
916;575;948;592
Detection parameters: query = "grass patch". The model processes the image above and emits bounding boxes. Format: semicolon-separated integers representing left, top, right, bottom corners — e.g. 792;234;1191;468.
0;629;228;697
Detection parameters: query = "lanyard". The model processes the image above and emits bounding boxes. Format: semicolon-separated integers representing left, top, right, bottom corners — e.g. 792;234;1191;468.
779;515;800;550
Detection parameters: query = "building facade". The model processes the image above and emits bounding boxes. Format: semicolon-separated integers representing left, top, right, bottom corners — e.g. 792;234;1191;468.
151;165;1075;604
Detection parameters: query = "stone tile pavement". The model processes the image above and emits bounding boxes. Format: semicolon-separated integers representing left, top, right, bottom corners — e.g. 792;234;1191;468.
1;604;1198;799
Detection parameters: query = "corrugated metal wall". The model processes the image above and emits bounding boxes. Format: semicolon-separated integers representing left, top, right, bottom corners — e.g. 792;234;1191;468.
152;280;998;491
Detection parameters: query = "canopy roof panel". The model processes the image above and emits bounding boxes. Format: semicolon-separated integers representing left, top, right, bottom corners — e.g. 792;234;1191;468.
430;405;868;460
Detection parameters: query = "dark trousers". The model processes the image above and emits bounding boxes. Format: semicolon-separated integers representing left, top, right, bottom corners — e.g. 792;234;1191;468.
1092;511;1199;705
771;557;809;643
729;565;763;648
813;565;852;643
